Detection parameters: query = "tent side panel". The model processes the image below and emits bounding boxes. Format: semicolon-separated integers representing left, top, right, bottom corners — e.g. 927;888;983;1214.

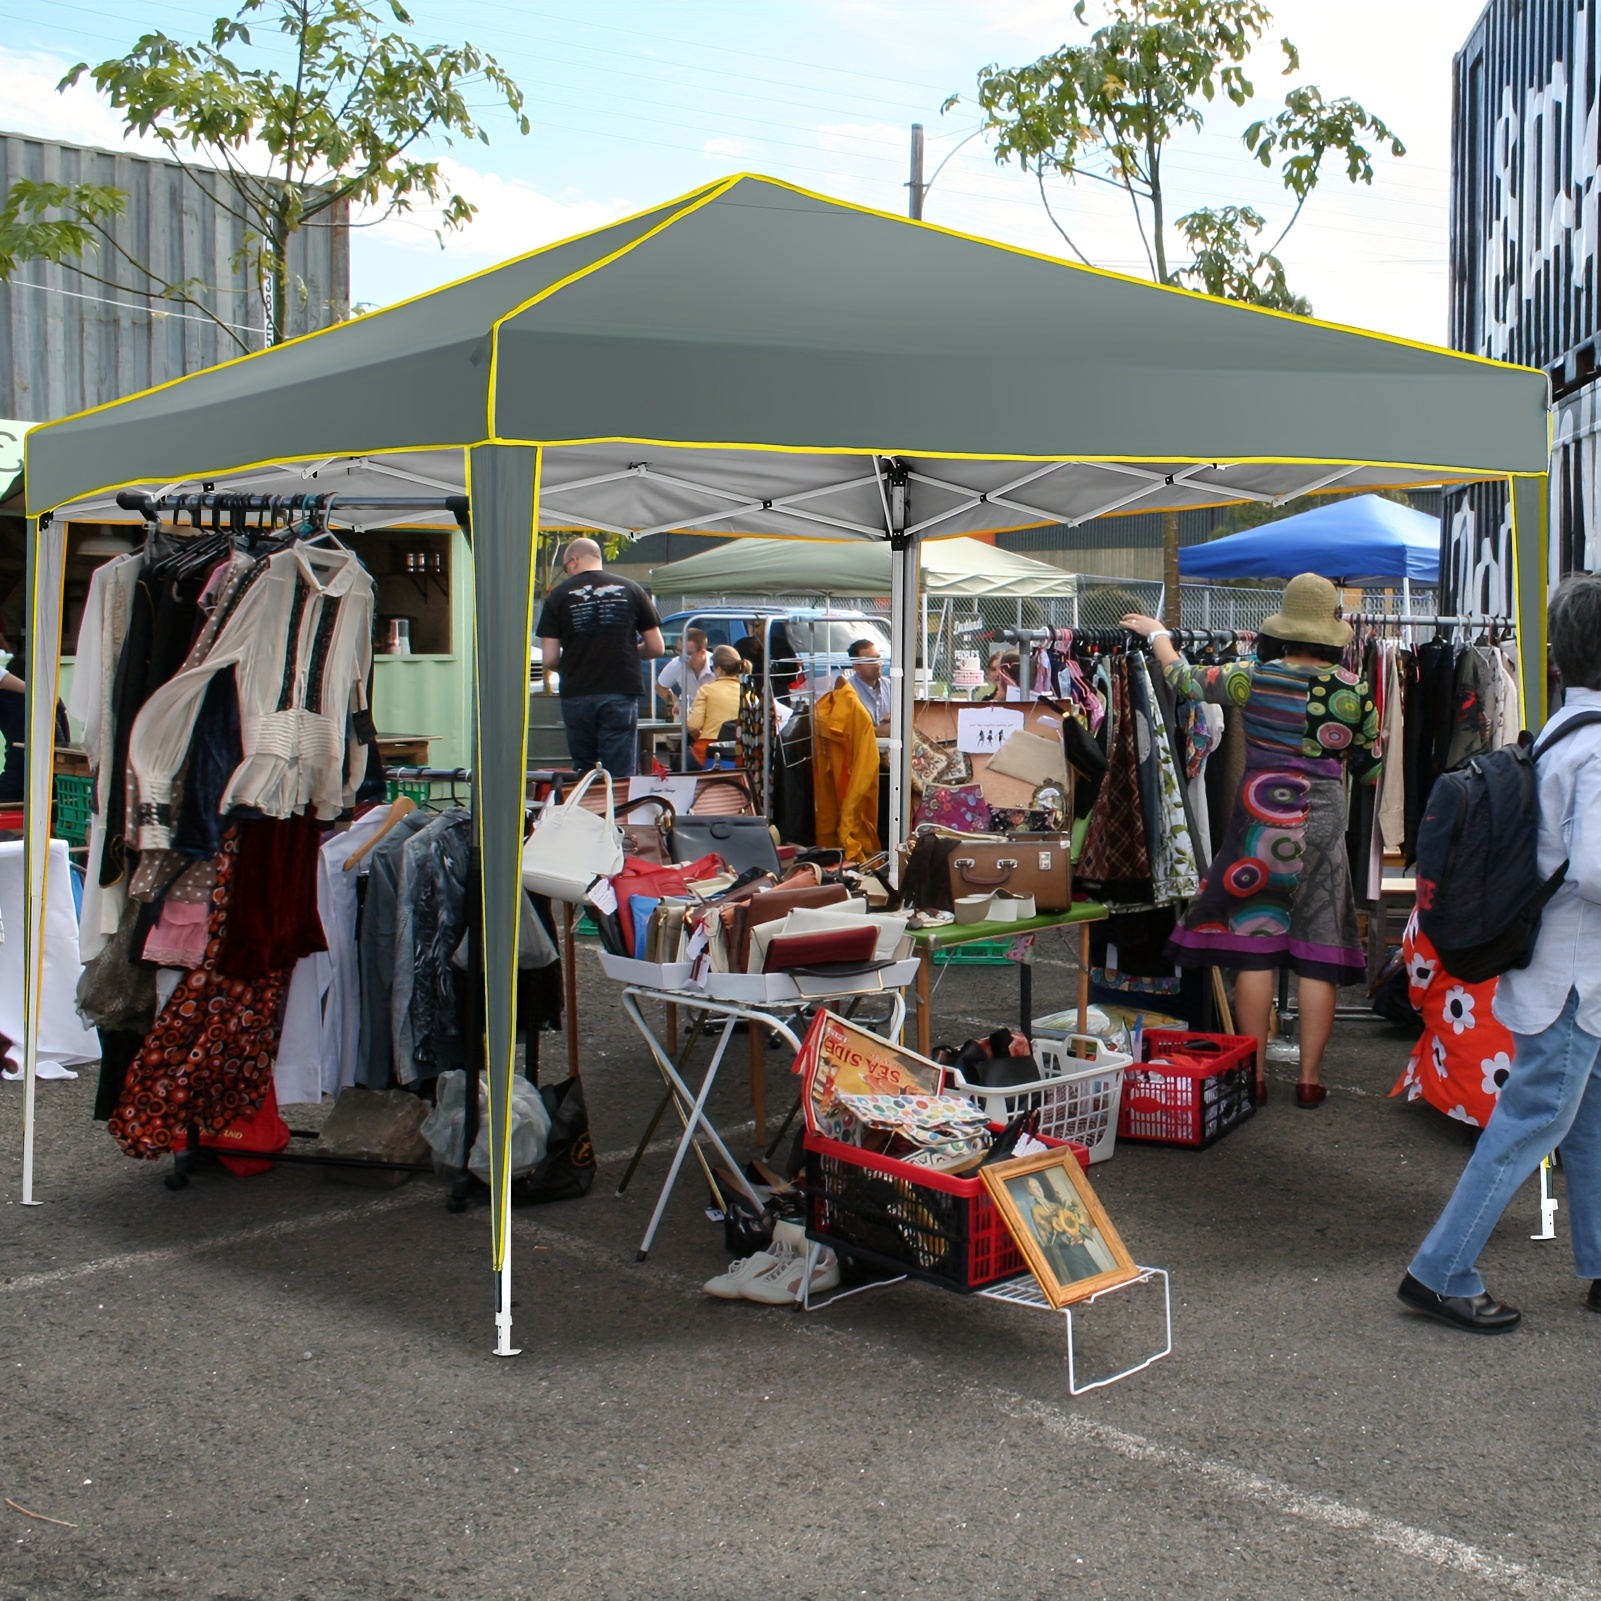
1510;473;1550;727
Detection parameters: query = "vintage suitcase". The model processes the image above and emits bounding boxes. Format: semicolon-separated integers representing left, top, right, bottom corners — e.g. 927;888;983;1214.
946;833;1074;912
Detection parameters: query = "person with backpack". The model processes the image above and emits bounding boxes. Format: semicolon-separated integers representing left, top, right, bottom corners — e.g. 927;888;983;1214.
1122;574;1379;1108
1399;573;1601;1333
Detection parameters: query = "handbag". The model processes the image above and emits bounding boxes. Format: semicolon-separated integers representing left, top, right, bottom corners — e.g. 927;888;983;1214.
946;834;1074;911
614;795;674;865
913;782;990;833
762;924;879;973
724;881;853;972
667;813;782;877
521;767;625;902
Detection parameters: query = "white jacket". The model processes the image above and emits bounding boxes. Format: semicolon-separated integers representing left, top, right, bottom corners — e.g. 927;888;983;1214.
128;544;374;848
1495;687;1601;1036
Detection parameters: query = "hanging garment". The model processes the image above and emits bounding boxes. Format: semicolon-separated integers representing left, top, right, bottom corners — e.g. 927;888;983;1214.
1078;661;1151;897
68;551;144;960
1376;643;1408;851
108;829;291;1160
1390;912;1514;1130
813;686;881;863
141;902;210;968
1495;651;1521;745
1165;657;1376;984
273;805;392;1106
1403;639;1456;861
392;807;473;1083
355;808;435;1088
771;703;816;847
216;813;328;978
1184;703;1224;870
1135;653;1199;904
127;543;374;848
1444;646;1497;770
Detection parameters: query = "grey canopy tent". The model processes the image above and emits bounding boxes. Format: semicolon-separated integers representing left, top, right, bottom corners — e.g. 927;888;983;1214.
21;174;1550;1352
649;535;1079;599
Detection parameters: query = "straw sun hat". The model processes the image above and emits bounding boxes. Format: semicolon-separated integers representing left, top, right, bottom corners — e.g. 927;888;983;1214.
1259;573;1353;649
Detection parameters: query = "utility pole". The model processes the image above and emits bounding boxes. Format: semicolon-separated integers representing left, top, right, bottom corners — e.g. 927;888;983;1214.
907;123;925;220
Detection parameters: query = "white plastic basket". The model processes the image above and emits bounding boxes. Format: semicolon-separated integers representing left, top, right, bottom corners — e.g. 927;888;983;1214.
944;1034;1129;1163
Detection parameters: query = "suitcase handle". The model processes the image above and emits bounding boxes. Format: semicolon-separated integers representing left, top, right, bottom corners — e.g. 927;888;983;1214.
953;857;1018;889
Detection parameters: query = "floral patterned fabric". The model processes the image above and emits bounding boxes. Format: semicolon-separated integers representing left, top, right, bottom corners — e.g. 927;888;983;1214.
1136;653;1200;905
1391;911;1514;1130
108;829;291;1160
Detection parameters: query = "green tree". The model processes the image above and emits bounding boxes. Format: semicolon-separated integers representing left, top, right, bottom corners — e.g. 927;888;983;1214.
952;0;1403;315
1;0;528;349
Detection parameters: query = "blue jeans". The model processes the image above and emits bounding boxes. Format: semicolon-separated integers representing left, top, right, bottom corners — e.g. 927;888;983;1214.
1409;988;1601;1296
561;693;639;779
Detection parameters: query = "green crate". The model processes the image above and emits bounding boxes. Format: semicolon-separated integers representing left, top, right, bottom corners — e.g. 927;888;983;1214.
385;779;433;806
53;773;94;845
933;937;1013;966
575;912;599;937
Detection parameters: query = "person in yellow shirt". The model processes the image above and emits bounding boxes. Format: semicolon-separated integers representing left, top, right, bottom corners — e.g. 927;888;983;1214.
685;645;747;766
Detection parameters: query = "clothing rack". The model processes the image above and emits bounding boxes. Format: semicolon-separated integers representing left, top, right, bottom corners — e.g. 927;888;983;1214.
956;622;1254;651
114;488;470;534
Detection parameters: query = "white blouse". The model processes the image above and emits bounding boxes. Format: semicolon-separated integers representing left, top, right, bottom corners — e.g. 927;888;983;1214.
128;544;374;849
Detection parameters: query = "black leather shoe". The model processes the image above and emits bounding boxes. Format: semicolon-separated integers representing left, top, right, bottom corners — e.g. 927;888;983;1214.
1587;1280;1601;1313
1397;1272;1521;1333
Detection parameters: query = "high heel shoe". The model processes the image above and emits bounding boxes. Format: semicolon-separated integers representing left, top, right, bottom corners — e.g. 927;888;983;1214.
1295;1082;1327;1108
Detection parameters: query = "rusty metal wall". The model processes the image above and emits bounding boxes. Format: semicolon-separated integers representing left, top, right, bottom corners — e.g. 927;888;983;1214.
1447;0;1600;604
0;132;349;422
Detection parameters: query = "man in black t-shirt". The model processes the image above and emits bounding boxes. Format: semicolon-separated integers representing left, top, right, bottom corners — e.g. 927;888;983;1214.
535;537;664;778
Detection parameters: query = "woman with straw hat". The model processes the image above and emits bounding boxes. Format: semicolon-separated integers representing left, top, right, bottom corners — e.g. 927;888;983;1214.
1122;574;1378;1108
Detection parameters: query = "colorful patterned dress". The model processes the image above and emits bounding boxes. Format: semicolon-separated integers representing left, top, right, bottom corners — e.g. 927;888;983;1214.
1163;657;1378;984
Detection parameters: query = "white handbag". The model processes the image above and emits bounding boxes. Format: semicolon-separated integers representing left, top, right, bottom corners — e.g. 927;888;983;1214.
521;767;625;902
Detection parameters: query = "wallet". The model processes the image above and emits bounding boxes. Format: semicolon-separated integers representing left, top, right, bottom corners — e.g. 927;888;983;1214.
761;924;879;973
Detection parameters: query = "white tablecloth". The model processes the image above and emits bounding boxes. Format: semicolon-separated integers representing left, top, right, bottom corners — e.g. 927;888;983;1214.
0;839;100;1067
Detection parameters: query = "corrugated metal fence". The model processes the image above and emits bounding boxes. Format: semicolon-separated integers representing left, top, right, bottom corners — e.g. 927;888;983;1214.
0;131;349;421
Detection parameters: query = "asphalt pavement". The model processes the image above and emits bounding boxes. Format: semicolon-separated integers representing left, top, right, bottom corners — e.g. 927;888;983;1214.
4;935;1600;1601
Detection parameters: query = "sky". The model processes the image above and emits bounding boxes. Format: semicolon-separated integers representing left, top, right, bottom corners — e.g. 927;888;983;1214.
0;0;1491;344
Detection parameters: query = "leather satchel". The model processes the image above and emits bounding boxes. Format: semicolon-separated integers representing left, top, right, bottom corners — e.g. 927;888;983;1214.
724;881;852;973
615;795;674;865
667;814;782;877
946;833;1074;911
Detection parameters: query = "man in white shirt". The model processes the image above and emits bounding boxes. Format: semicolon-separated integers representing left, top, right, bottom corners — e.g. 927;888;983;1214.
656;627;715;716
1400;574;1601;1333
844;638;891;733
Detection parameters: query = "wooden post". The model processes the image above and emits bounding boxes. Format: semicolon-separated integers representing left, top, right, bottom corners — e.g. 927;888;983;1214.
916;949;934;1057
1163;509;1182;629
563;901;580;1079
749;1021;767;1146
1077;923;1092;1034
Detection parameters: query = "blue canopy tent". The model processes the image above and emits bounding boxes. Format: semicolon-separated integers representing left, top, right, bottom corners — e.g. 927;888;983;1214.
1179;494;1441;587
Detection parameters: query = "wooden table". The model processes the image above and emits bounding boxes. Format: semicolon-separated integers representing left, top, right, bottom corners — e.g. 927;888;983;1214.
906;900;1109;1057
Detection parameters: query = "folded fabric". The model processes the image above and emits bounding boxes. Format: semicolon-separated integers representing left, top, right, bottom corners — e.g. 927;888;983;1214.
985;728;1070;789
141;900;211;968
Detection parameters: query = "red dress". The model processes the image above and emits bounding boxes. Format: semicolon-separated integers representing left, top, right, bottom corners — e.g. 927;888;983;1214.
1390;911;1516;1129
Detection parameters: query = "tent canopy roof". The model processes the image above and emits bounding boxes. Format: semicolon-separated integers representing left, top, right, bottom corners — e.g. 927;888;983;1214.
1178;494;1443;585
650;535;1077;599
28;175;1549;539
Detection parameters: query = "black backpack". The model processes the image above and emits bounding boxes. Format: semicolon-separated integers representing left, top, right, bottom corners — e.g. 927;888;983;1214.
1415;710;1601;983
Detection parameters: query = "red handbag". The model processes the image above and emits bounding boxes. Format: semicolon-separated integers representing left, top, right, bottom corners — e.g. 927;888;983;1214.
762;924;879;973
609;852;724;954
198;1081;291;1177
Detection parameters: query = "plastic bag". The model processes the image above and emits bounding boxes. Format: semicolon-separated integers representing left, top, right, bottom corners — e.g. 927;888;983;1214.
421;1069;552;1181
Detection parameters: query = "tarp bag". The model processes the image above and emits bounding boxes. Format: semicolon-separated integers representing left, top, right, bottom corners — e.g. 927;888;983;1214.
1415;710;1601;984
521;766;625;902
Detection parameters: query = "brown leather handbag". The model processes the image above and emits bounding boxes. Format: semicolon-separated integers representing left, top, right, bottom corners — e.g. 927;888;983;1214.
725;881;853;972
946;834;1074;911
615;795;673;865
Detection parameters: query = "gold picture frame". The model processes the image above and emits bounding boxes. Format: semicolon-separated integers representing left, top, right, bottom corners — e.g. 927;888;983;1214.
980;1148;1141;1308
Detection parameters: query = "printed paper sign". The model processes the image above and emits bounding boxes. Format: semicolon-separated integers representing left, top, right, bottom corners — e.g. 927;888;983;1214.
957;705;1026;753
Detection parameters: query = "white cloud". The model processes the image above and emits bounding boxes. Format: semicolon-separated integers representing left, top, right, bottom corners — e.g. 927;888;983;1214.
0;47;169;159
703;136;748;159
356;156;631;266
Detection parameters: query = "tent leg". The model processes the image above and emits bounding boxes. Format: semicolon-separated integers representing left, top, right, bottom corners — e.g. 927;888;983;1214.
887;534;921;878
22;511;66;1208
494;1250;520;1358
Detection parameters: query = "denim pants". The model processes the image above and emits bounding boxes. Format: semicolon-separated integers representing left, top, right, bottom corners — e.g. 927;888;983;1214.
561;693;639;778
1409;988;1601;1296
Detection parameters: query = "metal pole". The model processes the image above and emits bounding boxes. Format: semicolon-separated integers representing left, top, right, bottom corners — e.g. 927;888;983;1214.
908;124;925;221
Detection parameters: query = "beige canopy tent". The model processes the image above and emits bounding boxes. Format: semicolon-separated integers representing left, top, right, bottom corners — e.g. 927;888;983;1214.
20;174;1551;1352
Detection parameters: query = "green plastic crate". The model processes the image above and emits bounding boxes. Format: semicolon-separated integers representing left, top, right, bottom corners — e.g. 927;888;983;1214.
53;773;93;845
933;937;1013;967
385;779;433;806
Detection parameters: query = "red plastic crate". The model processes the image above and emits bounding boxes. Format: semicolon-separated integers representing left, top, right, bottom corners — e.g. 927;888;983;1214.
804;1128;1089;1293
1117;1030;1258;1149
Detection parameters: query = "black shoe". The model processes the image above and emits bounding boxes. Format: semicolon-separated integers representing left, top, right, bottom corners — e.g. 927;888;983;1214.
1587;1280;1601;1313
1397;1272;1521;1334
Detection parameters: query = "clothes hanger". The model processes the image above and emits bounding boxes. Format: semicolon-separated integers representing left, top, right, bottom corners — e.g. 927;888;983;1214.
342;794;418;872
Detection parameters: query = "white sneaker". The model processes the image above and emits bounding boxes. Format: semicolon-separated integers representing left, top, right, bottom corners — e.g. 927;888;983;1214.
739;1244;841;1305
703;1246;793;1299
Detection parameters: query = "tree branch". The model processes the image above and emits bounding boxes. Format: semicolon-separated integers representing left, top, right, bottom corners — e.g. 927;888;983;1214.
1035;165;1096;266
